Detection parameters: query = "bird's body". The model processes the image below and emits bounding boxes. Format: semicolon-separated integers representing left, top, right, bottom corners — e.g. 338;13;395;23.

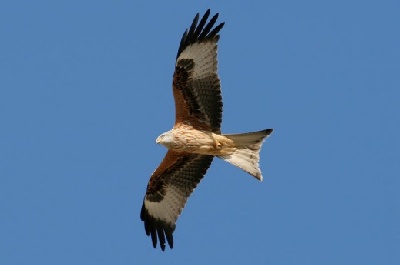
157;124;235;156
140;9;273;251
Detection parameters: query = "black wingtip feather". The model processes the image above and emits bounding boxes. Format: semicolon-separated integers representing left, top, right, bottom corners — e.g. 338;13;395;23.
140;202;175;251
176;10;225;59
209;22;225;39
150;229;157;248
194;9;210;37
198;12;219;40
157;227;167;251
165;227;174;249
184;13;199;47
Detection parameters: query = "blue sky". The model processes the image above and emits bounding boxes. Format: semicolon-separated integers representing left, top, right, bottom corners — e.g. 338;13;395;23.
1;0;399;264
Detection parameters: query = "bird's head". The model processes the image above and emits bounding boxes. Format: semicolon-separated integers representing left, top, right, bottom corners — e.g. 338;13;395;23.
156;130;174;148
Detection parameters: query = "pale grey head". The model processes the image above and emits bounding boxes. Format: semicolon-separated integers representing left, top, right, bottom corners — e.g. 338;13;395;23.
156;130;174;148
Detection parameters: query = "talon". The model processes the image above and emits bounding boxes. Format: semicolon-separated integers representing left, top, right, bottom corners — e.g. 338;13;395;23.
213;138;222;149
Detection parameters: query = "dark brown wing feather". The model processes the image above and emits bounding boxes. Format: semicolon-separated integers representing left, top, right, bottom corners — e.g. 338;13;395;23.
141;151;213;250
173;10;225;133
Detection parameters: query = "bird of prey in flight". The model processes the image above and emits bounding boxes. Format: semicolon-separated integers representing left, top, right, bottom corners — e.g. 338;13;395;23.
140;9;273;251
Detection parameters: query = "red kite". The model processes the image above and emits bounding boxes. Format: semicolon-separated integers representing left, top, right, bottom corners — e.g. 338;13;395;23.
140;9;273;251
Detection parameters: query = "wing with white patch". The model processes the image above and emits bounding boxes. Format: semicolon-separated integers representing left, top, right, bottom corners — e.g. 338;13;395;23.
173;9;224;133
140;150;213;250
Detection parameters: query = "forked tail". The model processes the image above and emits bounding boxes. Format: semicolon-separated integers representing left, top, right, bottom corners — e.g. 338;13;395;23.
219;129;273;181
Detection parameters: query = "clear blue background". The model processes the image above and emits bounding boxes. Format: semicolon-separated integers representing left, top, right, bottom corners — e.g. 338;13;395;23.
1;1;399;264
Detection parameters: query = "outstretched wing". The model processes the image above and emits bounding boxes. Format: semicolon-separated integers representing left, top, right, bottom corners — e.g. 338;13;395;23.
173;9;225;133
140;151;213;250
